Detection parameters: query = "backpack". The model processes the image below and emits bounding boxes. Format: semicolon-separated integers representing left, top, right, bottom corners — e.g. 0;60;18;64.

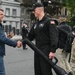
64;33;74;53
57;24;74;53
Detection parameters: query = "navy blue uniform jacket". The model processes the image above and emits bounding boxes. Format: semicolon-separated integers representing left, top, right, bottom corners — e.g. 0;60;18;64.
28;16;58;56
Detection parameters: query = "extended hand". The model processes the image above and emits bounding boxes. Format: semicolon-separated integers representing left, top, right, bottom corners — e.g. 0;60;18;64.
17;41;22;48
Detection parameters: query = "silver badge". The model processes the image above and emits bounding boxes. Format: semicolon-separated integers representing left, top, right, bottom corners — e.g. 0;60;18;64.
39;24;44;27
34;24;37;29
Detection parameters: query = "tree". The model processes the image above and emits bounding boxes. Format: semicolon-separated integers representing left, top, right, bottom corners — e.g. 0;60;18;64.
21;0;33;7
62;0;75;15
62;0;75;26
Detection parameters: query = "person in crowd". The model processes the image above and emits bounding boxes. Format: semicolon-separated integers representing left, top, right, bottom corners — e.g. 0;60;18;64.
70;26;75;75
0;8;22;75
7;31;14;38
23;2;58;75
56;16;73;75
21;22;28;50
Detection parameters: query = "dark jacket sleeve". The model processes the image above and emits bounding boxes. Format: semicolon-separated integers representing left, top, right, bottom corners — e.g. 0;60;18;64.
48;21;59;53
0;28;17;47
27;24;35;41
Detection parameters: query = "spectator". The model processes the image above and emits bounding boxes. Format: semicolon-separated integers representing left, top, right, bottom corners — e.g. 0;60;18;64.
56;16;73;75
70;26;75;75
7;31;14;38
21;22;28;50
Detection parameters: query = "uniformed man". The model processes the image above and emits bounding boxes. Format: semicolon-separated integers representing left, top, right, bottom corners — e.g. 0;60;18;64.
23;2;58;75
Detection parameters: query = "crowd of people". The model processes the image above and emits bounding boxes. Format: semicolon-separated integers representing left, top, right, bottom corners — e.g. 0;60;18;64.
0;2;75;75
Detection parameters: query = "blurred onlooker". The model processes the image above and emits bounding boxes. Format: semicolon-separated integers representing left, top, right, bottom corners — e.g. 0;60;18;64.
7;31;14;38
56;16;73;75
70;25;75;75
21;22;28;50
72;26;75;32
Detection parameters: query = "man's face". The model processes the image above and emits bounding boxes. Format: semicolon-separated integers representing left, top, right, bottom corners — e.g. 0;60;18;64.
0;10;4;22
32;8;40;18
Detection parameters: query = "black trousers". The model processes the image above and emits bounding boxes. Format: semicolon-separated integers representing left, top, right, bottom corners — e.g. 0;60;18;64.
23;42;26;49
22;37;26;49
34;52;53;75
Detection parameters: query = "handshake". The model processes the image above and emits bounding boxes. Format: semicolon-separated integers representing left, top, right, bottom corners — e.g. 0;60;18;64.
17;41;22;48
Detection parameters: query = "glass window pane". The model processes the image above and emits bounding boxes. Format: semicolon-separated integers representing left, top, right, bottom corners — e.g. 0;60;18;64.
12;9;17;16
5;8;10;16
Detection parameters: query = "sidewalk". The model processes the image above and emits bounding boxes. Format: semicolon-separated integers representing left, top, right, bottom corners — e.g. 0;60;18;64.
5;45;34;75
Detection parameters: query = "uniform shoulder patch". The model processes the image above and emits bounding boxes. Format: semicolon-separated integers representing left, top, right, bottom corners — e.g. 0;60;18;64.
50;20;55;25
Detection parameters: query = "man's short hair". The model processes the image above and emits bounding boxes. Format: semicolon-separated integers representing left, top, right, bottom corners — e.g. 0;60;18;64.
0;9;4;12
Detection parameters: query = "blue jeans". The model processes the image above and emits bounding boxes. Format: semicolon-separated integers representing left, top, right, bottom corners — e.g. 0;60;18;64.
0;56;5;75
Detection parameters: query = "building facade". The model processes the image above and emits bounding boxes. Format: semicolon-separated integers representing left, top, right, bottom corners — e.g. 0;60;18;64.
20;6;31;32
0;0;21;35
18;0;31;32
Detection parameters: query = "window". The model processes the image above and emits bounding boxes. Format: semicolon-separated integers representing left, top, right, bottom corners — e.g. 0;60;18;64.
21;8;25;15
65;8;67;16
12;9;17;17
5;8;10;16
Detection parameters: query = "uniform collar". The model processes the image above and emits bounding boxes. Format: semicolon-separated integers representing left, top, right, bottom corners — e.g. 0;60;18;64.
38;15;47;22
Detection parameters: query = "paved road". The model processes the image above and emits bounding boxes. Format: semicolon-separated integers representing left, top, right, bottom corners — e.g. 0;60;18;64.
4;42;57;75
5;45;34;75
